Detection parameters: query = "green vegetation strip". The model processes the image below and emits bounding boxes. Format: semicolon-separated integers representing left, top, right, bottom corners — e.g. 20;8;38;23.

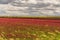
0;16;60;19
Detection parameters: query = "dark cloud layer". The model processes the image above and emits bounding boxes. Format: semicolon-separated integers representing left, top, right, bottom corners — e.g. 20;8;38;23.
0;0;14;4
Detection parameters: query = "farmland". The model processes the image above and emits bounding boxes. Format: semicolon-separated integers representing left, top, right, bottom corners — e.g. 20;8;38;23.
0;18;60;40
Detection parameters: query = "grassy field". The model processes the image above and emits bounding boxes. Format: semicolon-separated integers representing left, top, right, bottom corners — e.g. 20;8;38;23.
0;18;59;40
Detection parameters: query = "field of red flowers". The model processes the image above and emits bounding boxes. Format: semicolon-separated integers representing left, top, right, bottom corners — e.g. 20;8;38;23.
0;18;60;40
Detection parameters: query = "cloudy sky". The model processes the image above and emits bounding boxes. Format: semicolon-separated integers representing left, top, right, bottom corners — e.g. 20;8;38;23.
0;0;60;17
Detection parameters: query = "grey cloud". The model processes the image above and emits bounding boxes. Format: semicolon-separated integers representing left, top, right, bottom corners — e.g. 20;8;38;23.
0;0;60;16
0;0;14;4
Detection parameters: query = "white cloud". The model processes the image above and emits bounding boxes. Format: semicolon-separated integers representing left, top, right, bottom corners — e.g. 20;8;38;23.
0;0;60;16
